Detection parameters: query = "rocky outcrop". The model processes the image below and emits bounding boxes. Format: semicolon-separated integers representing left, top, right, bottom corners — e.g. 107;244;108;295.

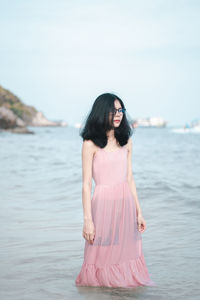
0;106;25;128
0;84;67;133
31;111;64;126
0;106;34;134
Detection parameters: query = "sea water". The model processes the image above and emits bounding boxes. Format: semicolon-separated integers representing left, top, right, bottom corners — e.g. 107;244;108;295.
0;126;199;300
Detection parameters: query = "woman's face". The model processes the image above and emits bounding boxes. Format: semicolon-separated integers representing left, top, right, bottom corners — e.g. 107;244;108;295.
109;99;124;127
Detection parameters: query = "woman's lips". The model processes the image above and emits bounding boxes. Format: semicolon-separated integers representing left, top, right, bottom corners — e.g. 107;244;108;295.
114;120;120;123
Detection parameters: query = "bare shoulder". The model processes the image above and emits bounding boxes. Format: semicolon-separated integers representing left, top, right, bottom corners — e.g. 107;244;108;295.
126;137;132;152
82;139;96;153
82;139;94;148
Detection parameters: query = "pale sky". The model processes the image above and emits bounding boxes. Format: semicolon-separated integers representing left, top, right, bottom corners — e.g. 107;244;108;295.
0;0;199;126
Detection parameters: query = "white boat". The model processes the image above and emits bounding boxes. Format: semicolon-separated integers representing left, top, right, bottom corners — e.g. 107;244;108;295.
132;117;167;128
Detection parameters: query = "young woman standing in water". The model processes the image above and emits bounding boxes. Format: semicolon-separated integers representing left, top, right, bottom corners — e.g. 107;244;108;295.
75;93;156;288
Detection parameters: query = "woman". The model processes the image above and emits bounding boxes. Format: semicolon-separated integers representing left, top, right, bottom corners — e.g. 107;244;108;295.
75;93;156;288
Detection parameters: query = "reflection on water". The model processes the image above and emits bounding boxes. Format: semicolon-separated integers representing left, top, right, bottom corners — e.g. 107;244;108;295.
0;126;200;299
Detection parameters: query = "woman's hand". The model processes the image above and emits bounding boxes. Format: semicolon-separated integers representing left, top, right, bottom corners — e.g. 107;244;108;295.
137;214;146;232
82;220;95;244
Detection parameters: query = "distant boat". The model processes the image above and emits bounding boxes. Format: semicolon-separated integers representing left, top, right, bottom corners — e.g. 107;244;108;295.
172;119;200;133
131;117;167;128
183;119;200;132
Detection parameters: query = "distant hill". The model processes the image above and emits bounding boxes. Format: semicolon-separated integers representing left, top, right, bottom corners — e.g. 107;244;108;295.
0;85;66;133
0;85;38;125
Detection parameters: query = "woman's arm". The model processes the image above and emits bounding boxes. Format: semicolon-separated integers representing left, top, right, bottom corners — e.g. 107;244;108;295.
81;140;95;243
127;138;142;217
127;138;146;232
82;140;93;221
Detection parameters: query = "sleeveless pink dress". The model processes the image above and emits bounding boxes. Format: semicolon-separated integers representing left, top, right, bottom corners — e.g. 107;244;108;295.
75;145;156;288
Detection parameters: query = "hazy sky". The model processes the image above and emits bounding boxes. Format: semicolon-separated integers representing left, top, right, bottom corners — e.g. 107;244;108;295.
0;0;199;126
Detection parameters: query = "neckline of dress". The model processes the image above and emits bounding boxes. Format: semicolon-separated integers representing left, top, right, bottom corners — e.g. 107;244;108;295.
102;147;123;153
94;146;127;158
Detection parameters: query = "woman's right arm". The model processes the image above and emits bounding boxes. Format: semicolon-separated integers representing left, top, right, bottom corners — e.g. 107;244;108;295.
81;140;95;244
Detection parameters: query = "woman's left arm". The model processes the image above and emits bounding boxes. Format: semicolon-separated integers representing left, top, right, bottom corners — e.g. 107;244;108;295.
127;138;146;232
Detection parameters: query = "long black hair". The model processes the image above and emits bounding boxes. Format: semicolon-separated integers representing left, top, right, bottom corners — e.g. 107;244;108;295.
79;93;134;148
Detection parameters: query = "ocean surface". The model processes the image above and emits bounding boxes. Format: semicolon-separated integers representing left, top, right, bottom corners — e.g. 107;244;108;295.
0;126;200;300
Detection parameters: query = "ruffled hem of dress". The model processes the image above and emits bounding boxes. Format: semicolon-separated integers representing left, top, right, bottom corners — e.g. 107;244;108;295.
75;254;156;288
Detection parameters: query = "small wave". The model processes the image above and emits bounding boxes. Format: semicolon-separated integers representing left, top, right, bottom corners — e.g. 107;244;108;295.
172;128;200;134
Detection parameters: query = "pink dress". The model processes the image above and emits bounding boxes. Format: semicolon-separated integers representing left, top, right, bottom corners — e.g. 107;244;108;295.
75;145;156;288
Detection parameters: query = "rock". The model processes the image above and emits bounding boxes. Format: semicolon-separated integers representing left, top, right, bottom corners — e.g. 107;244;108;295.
0;106;25;128
0;127;34;134
0;106;34;134
31;111;60;126
0;84;67;128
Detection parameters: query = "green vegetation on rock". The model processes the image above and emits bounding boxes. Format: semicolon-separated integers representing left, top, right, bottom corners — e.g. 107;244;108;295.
0;85;37;124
